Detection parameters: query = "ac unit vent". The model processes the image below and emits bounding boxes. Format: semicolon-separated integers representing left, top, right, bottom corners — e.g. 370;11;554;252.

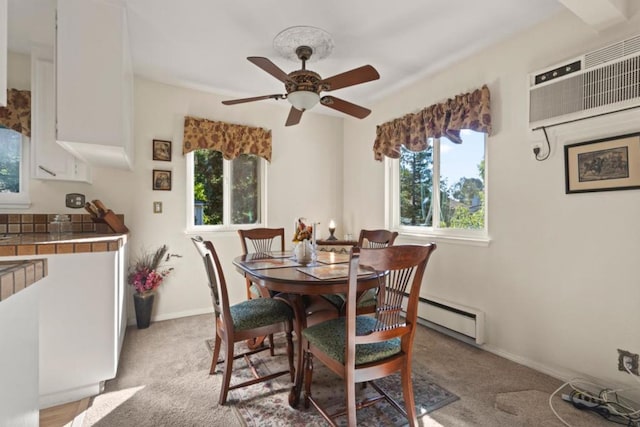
528;34;640;130
584;34;640;69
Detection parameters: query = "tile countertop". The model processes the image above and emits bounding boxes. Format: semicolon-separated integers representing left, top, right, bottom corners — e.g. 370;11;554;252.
0;233;128;257
0;233;128;302
0;259;47;302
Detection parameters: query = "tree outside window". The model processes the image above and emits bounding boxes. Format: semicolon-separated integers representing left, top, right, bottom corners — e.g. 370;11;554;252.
192;150;261;226
398;130;486;232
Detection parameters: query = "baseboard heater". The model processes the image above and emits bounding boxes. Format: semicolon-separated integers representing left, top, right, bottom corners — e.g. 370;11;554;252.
403;294;485;345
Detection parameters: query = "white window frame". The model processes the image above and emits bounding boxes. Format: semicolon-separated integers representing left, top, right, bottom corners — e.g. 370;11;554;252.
0;130;31;209
185;151;267;232
386;135;489;245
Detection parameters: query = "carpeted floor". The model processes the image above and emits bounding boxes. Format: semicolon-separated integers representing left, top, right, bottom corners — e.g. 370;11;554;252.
82;313;611;426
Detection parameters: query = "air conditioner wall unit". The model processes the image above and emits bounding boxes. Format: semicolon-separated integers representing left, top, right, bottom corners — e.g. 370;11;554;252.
528;34;640;131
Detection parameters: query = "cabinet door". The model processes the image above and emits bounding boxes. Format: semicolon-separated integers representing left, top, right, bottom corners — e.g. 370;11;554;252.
56;0;133;170
31;46;91;182
0;0;7;107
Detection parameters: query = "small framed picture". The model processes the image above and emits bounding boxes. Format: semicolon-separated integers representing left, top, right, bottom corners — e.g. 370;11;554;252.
152;139;172;161
152;169;172;191
564;132;640;194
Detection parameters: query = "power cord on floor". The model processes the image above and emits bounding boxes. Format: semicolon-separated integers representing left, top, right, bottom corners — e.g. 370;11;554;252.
548;368;640;426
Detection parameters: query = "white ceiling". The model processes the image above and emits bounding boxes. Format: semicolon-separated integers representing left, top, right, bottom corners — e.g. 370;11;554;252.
6;0;631;113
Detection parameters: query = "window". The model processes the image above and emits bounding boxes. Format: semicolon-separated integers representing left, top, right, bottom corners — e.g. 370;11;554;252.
0;128;30;208
187;150;265;229
389;129;486;239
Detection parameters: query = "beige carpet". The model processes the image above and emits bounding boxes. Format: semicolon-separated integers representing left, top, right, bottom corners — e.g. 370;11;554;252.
205;338;459;426
82;314;611;426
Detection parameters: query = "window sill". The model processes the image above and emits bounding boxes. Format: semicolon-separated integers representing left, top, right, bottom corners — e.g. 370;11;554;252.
397;231;491;247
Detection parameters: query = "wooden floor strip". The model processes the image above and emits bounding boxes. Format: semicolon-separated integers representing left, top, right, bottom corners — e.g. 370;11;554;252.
40;397;90;427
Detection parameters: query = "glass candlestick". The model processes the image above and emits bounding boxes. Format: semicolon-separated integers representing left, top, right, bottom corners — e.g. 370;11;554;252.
327;220;337;240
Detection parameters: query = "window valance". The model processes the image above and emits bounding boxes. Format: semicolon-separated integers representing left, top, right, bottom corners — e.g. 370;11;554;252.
182;116;272;162
0;89;31;138
373;85;492;161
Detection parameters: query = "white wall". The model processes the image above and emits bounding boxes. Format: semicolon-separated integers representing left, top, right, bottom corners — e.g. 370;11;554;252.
344;8;640;398
129;78;344;322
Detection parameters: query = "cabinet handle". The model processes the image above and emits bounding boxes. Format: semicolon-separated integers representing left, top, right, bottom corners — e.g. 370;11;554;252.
39;165;57;177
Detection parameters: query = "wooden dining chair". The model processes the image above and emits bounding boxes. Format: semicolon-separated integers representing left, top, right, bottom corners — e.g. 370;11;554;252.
353;229;399;314
238;227;285;300
191;236;295;405
327;229;400;315
302;243;437;426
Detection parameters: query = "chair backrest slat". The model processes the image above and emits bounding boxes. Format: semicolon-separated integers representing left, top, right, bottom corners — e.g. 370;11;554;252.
238;228;286;255
357;229;399;249
191;236;231;325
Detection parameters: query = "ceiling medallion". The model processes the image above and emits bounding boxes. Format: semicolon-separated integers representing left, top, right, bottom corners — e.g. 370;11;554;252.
273;26;334;63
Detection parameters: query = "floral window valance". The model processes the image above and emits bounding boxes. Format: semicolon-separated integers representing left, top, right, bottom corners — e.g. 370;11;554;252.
373;85;492;161
182;116;272;162
0;89;31;138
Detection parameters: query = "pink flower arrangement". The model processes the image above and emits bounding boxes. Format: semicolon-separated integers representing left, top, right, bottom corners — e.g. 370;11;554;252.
128;245;181;294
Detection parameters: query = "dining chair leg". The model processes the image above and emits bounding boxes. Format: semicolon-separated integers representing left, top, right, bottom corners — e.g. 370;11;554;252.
303;349;313;409
210;334;222;375
219;343;235;405
401;363;418;426
268;333;275;356
346;377;357;426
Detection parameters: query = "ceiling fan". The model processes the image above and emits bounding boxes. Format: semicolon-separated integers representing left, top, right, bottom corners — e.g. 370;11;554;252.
222;45;380;126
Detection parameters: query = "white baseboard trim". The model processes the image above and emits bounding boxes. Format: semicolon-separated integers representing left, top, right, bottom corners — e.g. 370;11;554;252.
481;343;640;403
127;307;214;326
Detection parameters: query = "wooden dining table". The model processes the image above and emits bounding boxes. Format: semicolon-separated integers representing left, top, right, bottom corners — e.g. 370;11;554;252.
232;250;379;407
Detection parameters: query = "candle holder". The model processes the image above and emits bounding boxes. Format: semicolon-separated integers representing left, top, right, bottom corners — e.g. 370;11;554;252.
327;225;337;240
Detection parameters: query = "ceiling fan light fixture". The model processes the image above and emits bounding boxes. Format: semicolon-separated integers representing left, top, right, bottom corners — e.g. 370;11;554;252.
287;90;320;111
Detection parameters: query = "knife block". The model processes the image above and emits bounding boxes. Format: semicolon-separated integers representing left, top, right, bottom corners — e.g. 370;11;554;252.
93;210;129;234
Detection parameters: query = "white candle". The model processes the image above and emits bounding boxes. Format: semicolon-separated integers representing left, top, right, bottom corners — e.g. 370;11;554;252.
329;219;336;229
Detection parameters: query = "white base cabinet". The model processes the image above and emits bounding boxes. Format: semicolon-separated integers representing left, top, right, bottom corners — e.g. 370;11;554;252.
31;46;91;182
38;247;127;408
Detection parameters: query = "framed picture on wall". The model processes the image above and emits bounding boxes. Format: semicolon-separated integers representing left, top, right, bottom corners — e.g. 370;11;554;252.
564;132;640;194
152;139;172;161
152;169;172;191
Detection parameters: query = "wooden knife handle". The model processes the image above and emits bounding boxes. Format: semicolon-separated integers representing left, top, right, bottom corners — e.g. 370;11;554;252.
84;202;99;218
92;199;108;215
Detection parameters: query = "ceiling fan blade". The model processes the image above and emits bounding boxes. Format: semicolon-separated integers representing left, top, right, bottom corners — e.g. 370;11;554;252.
247;57;291;83
285;107;303;126
320;65;380;91
320;96;371;119
222;94;284;105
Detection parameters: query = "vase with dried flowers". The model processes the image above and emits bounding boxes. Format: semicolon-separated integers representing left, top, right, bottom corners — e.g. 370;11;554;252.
128;245;181;328
292;218;316;265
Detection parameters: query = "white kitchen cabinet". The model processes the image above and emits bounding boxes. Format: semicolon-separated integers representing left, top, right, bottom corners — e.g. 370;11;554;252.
55;0;134;170
30;45;91;182
38;245;128;408
0;0;7;107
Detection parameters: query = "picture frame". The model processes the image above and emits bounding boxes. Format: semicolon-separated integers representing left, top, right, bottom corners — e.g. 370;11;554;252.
152;139;172;161
564;132;640;194
152;169;172;191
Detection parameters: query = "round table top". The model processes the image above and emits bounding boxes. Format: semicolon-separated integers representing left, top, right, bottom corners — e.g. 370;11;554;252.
232;253;378;295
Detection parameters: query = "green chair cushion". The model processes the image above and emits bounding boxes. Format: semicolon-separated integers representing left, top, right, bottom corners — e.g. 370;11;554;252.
230;298;293;331
302;316;400;365
321;293;346;310
357;288;377;307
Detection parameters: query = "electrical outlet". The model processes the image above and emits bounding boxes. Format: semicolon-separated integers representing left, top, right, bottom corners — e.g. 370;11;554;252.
617;349;639;375
531;143;543;157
